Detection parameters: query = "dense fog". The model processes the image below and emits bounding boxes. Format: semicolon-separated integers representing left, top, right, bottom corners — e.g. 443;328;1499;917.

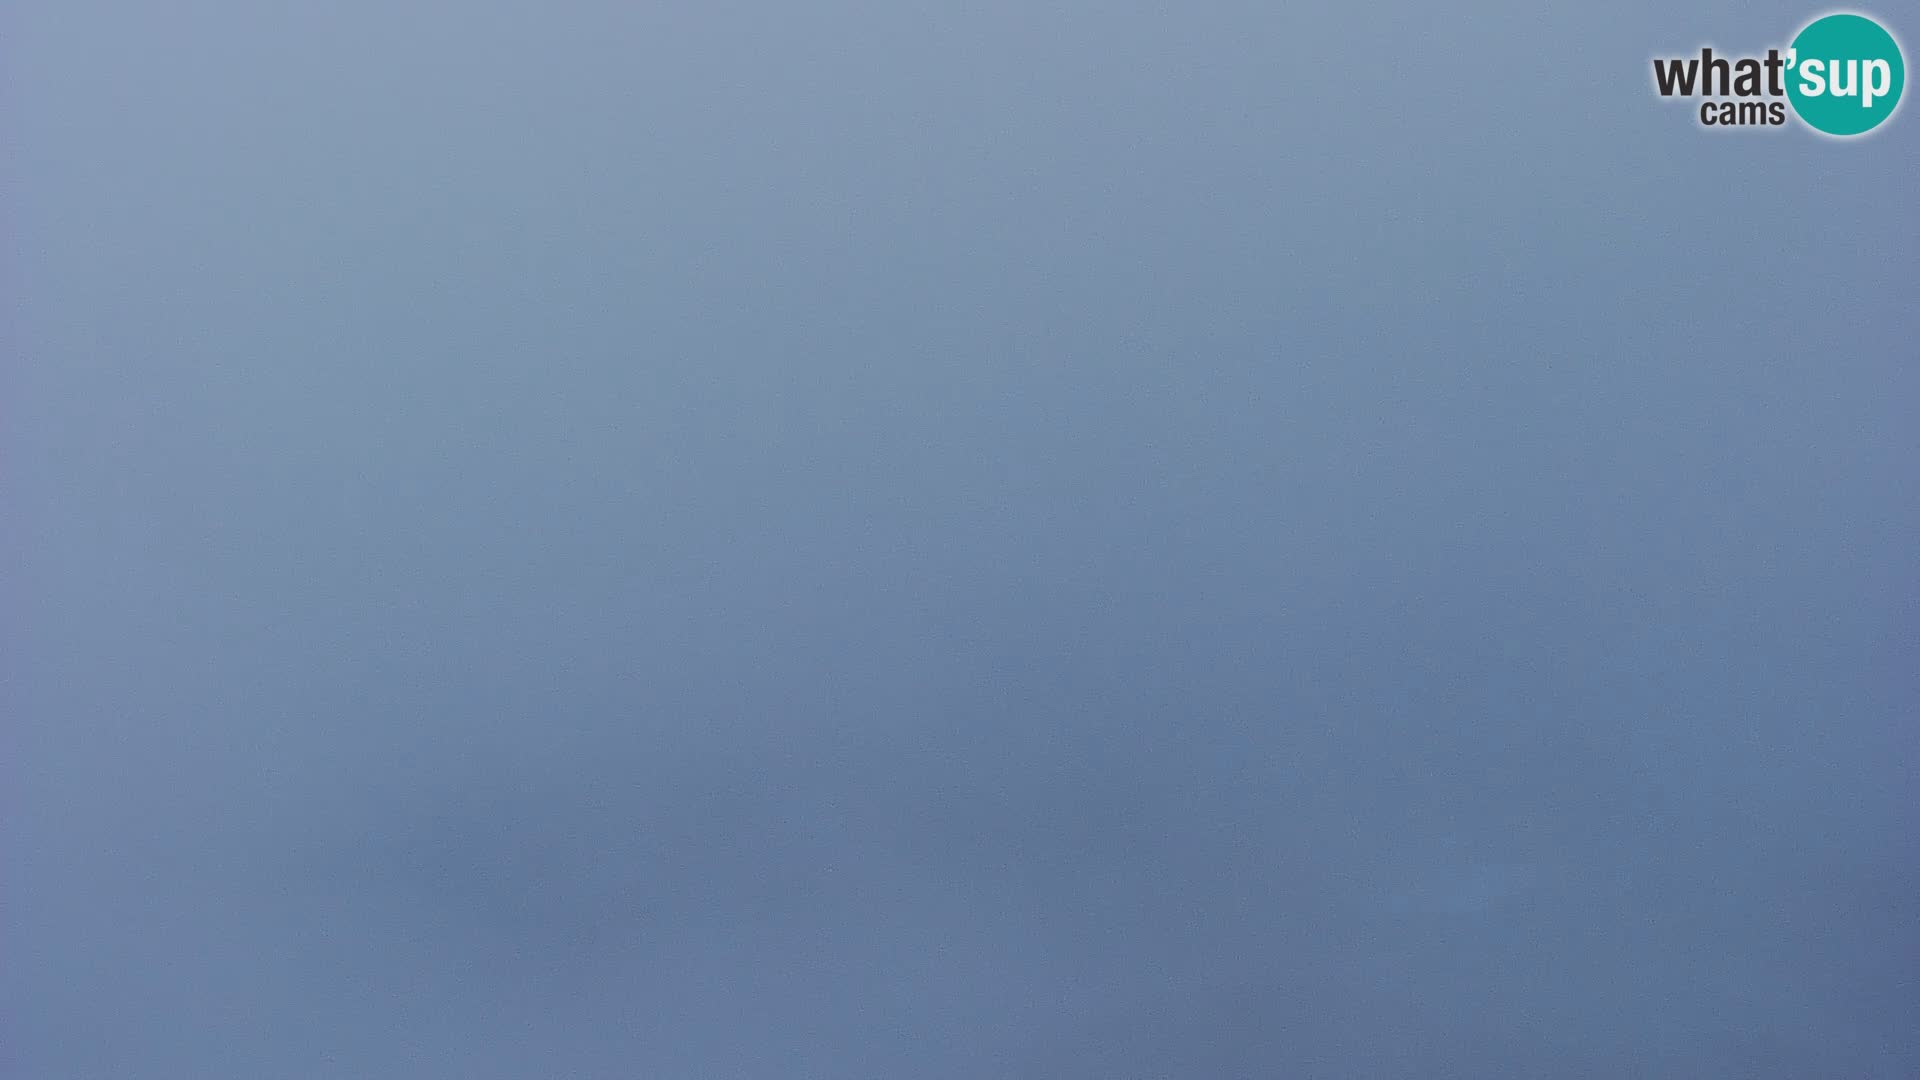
6;2;1916;1076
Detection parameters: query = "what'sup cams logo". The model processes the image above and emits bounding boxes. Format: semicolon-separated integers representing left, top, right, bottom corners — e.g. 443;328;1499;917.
1652;12;1905;136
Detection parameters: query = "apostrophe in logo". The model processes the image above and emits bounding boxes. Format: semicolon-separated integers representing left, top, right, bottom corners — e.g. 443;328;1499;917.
1651;11;1905;137
1786;13;1904;135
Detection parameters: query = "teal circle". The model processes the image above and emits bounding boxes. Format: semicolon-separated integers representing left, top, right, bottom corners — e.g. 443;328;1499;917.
1787;14;1905;136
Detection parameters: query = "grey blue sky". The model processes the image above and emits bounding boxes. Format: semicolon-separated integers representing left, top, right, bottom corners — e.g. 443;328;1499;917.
5;2;1917;1077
